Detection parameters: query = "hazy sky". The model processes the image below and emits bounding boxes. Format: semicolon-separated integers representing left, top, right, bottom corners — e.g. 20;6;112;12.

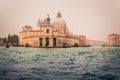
0;0;120;41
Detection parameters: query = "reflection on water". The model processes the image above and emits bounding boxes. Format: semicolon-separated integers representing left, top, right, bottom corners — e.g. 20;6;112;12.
0;47;120;80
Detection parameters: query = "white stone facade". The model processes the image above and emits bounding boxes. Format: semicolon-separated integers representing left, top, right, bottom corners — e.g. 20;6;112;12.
19;12;86;47
107;33;120;46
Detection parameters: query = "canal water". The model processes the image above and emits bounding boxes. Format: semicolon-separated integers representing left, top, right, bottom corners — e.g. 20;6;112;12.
0;47;120;80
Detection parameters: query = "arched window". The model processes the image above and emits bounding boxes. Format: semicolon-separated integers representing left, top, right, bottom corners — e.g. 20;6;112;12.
46;29;49;33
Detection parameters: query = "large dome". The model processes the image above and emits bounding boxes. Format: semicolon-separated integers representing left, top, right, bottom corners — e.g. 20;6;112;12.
53;11;66;27
53;18;66;27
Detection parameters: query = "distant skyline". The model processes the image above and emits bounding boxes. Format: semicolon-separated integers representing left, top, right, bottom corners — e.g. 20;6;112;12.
0;0;120;41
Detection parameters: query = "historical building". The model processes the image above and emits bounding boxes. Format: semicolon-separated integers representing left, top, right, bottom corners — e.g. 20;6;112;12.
86;39;106;46
19;11;86;47
107;33;120;46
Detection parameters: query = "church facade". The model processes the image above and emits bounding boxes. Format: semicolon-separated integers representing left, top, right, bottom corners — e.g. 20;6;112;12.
19;11;86;47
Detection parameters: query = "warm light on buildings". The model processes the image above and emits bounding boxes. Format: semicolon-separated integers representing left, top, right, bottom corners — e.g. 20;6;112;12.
19;11;86;47
107;33;120;46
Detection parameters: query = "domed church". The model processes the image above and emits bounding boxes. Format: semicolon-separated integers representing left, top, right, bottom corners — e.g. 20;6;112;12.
19;11;86;47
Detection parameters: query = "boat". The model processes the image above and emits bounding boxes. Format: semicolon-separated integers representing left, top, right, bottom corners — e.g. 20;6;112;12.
6;44;9;48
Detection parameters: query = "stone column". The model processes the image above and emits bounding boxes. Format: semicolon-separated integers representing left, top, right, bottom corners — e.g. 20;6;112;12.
49;37;53;47
56;38;58;47
43;37;46;47
37;38;40;47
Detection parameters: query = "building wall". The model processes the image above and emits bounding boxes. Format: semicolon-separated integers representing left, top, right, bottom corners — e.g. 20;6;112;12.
107;33;120;46
79;35;86;46
19;25;86;47
19;12;86;47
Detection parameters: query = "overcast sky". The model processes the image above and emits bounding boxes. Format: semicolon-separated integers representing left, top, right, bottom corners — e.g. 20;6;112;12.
0;0;120;41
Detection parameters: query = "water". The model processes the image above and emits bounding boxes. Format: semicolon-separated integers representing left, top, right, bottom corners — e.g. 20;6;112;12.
0;47;120;80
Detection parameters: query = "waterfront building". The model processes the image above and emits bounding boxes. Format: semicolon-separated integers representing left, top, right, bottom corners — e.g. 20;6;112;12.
86;39;106;46
107;33;120;46
19;11;86;47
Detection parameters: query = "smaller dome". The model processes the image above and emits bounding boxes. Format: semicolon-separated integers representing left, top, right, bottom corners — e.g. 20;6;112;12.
53;18;66;27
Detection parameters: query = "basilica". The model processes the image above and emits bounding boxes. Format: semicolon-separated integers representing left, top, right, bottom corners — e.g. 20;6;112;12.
19;11;86;47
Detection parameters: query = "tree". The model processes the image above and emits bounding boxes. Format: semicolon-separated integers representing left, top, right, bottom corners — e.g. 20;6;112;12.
10;35;19;43
7;34;19;43
3;38;7;43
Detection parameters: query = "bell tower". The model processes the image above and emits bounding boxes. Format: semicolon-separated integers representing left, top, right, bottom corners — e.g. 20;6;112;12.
46;14;51;25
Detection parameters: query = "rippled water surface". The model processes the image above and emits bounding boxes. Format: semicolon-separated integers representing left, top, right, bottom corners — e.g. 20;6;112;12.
0;47;120;80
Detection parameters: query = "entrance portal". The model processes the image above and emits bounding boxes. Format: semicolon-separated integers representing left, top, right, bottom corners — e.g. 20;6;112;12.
53;38;56;47
39;38;42;47
45;38;49;47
